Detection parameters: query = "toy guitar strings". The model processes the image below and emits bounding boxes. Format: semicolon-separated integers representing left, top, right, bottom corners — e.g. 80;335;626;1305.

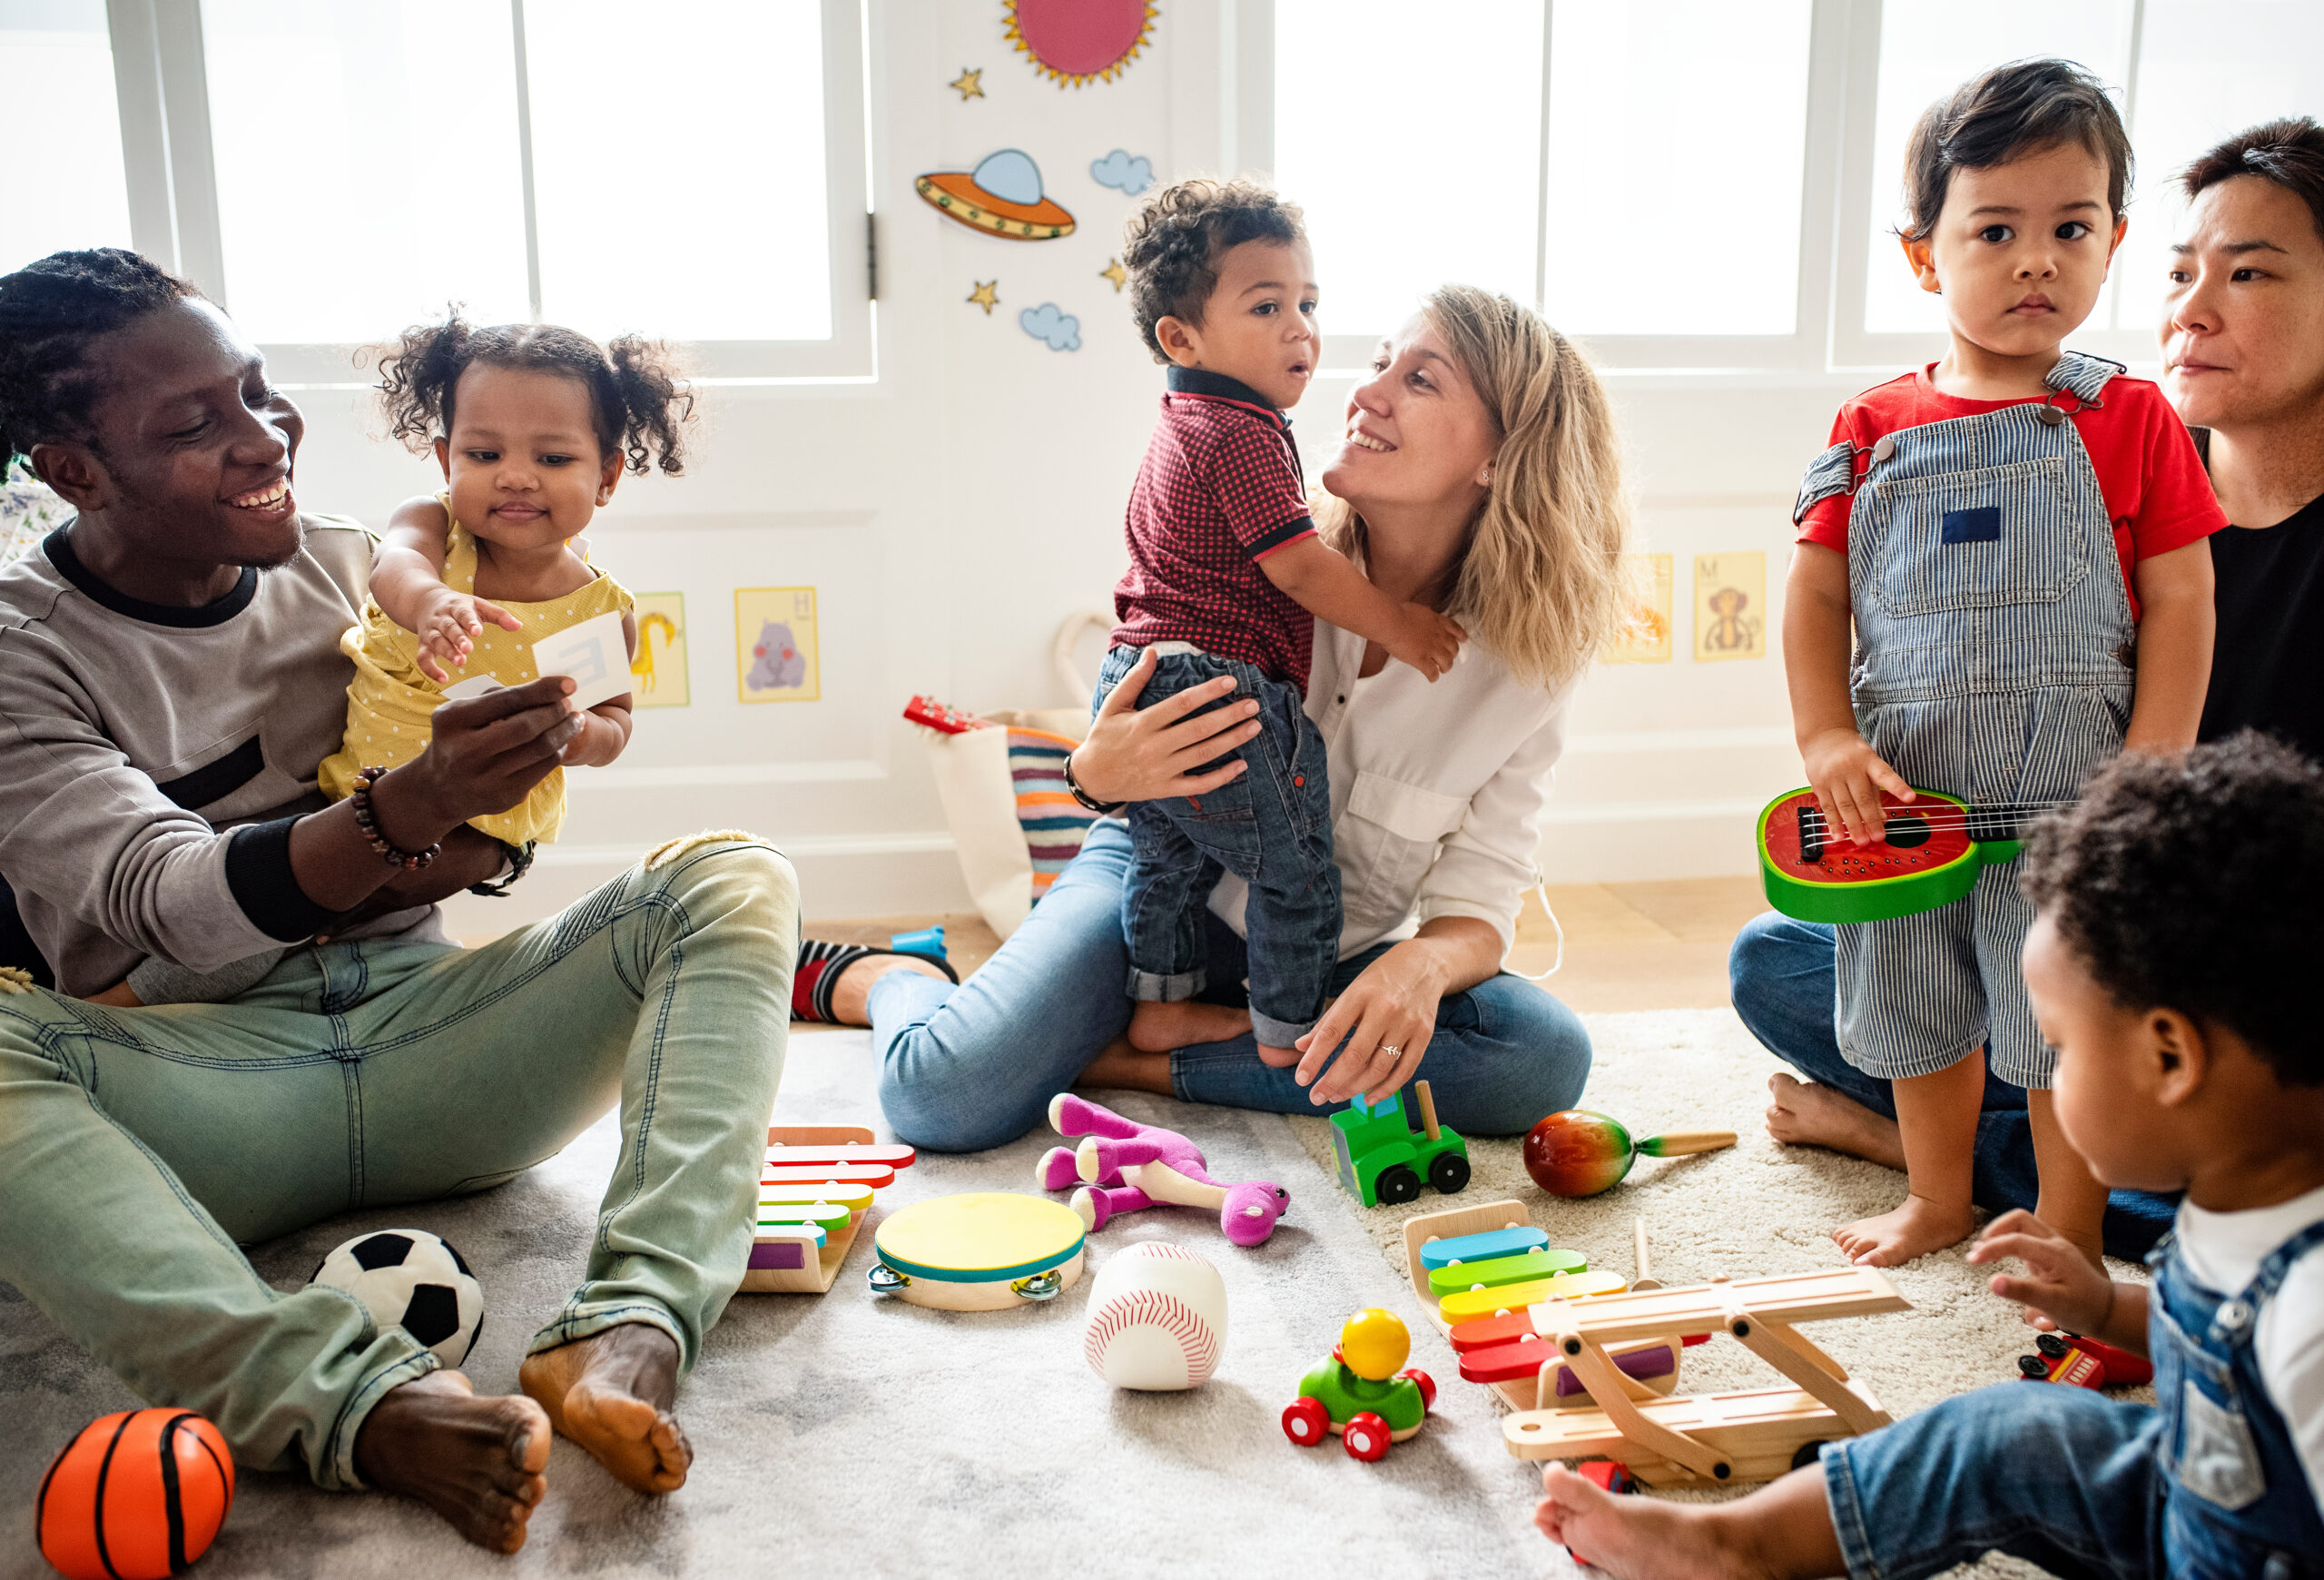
1757;785;2076;924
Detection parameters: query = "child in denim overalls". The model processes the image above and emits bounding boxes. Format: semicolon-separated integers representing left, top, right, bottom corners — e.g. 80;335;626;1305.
1534;736;2324;1579
1783;60;2221;1269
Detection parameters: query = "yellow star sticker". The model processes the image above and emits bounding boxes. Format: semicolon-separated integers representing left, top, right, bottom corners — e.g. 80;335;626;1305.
1099;258;1128;293
967;280;1000;315
950;67;984;101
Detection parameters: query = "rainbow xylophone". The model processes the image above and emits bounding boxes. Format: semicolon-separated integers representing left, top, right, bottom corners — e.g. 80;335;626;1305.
743;1126;918;1294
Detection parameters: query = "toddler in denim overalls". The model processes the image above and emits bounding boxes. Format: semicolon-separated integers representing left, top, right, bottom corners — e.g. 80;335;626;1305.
1532;737;2324;1578
1777;60;2221;1269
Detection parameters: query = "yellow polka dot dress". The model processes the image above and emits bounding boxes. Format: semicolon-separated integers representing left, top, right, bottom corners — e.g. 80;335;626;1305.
318;513;633;844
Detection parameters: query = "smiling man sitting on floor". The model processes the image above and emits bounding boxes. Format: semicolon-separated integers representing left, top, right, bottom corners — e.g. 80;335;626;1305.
0;249;796;1553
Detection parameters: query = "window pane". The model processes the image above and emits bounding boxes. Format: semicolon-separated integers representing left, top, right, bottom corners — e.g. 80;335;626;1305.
2112;0;2324;334
1863;1;2132;335
0;0;133;270
1275;0;1543;340
527;0;830;342
203;1;531;343
1542;0;1811;336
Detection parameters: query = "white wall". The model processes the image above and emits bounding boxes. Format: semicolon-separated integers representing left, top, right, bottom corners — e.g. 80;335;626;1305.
275;1;1861;934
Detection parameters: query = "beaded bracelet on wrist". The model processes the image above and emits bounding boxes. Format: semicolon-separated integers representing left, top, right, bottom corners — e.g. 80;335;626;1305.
1062;750;1127;815
350;765;441;871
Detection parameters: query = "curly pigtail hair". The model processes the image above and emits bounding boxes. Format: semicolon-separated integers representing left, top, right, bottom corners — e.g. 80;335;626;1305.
364;312;694;476
606;335;693;477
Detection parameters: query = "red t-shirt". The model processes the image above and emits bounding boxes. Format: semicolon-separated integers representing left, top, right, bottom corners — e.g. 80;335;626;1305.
1797;365;2225;619
1111;367;1320;686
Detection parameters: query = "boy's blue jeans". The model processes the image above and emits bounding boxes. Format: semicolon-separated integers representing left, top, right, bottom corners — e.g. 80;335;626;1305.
1096;645;1340;1049
1823;1381;2164;1579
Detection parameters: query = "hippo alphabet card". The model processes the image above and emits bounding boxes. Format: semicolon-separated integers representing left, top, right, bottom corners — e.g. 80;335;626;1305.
735;587;820;704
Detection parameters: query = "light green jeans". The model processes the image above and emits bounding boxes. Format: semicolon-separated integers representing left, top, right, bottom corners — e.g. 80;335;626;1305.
0;836;795;1491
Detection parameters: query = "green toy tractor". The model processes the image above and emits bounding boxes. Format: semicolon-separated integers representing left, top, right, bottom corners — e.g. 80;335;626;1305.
1328;1078;1470;1207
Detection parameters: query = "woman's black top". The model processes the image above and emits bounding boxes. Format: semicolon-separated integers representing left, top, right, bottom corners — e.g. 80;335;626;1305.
2199;486;2324;764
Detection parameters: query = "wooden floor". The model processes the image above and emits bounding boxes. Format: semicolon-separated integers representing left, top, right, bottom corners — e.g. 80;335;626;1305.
805;876;1767;1016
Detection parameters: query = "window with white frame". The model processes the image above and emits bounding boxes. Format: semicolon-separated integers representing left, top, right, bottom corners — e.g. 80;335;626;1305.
6;0;869;383
1272;0;2324;373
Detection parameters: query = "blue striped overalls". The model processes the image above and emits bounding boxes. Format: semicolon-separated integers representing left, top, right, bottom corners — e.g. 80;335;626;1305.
1792;352;2135;1086
2148;1220;2324;1578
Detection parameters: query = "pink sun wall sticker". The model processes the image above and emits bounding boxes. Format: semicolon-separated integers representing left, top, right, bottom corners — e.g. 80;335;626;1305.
1004;0;1158;88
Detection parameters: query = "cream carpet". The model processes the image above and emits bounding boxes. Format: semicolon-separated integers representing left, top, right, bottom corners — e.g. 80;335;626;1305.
0;1010;2141;1579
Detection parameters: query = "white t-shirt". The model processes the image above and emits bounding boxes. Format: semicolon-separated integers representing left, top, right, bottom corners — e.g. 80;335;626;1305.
1210;621;1574;961
2173;1182;2324;1507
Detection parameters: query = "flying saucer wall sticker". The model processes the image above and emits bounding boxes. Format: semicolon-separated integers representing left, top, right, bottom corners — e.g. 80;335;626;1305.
916;148;1077;240
1004;0;1157;88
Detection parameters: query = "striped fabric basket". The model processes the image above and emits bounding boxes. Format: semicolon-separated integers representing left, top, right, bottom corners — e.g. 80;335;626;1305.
916;704;1101;939
1006;726;1103;905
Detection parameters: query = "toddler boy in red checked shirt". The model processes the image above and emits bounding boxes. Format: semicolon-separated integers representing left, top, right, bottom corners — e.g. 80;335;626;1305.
1086;180;1464;1064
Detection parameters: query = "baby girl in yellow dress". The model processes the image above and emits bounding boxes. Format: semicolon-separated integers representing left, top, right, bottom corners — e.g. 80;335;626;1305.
320;313;694;847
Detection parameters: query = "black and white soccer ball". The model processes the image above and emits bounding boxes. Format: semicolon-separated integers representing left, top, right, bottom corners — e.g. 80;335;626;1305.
310;1229;485;1368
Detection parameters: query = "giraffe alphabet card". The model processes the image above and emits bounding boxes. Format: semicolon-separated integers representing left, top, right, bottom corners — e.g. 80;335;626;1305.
629;592;690;708
735;587;820;704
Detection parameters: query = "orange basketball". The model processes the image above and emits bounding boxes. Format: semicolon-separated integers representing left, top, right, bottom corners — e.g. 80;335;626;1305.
37;1409;235;1579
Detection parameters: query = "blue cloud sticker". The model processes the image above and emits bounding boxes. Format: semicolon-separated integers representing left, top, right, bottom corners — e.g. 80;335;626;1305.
1089;149;1154;195
1019;302;1081;352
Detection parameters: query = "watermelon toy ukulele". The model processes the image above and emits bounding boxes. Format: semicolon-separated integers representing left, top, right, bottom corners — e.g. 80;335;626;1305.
1756;786;2066;924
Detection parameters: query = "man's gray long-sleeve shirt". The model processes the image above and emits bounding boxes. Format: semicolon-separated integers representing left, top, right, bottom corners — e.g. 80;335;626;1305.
0;518;441;997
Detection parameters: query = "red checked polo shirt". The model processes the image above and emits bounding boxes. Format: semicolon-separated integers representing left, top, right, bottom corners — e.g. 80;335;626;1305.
1110;365;1319;687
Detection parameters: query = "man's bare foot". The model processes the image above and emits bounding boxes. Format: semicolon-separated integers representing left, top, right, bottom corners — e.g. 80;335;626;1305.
1766;1073;1906;1170
354;1369;550;1553
1127;999;1253;1052
824;953;950;1027
518;1323;690;1494
1833;1191;1975;1267
1533;1464;1740;1578
1256;1042;1301;1067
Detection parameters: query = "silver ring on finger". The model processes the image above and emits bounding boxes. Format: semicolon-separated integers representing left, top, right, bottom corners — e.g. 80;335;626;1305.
1377;1043;1403;1059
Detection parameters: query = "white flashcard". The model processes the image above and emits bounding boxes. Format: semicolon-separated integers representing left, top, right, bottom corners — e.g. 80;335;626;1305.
532;609;633;710
439;675;508;701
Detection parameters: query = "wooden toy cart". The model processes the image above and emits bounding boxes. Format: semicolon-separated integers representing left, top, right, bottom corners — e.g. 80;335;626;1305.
742;1125;914;1294
1403;1200;1909;1486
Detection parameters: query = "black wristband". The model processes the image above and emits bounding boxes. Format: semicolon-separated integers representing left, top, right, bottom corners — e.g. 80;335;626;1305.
1062;750;1127;815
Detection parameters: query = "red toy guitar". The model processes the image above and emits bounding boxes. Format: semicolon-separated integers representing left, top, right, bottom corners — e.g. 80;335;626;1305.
903;694;990;735
1756;786;2074;924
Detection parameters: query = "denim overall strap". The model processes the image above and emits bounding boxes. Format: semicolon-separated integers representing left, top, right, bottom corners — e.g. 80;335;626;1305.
1818;361;2137;1088
1794;439;1860;525
2151;1220;2324;1578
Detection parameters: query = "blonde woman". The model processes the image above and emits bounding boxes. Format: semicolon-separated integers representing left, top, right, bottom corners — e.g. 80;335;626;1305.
832;286;1630;1150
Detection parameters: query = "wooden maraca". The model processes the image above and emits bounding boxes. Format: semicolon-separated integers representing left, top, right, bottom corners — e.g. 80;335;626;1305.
1521;1110;1737;1198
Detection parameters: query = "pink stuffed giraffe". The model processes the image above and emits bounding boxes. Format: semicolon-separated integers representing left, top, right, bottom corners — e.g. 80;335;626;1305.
1037;1093;1289;1247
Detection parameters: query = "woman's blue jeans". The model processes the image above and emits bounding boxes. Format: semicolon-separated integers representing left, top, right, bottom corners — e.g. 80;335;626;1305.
1728;911;2176;1261
873;819;1593;1152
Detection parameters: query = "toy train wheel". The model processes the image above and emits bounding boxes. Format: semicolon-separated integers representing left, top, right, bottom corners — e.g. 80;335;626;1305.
1399;1368;1436;1410
1427;1151;1471;1194
1374;1165;1422;1205
1343;1412;1390;1463
1791;1439;1830;1471
1282;1397;1329;1447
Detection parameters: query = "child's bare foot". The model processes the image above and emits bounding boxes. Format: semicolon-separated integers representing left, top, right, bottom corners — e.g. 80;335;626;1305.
518;1322;690;1494
1127;999;1254;1052
354;1369;550;1553
1834;1191;1975;1267
1533;1464;1739;1578
1766;1073;1906;1170
2033;1196;2108;1274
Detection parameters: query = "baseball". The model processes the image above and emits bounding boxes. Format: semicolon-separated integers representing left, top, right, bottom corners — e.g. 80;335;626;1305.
1081;1242;1228;1390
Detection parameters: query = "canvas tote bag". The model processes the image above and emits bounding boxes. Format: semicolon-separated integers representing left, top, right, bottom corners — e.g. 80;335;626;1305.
915;614;1109;938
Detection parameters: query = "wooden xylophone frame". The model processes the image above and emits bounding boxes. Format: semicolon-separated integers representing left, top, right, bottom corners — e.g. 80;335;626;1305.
742;1125;891;1295
1403;1200;1909;1486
